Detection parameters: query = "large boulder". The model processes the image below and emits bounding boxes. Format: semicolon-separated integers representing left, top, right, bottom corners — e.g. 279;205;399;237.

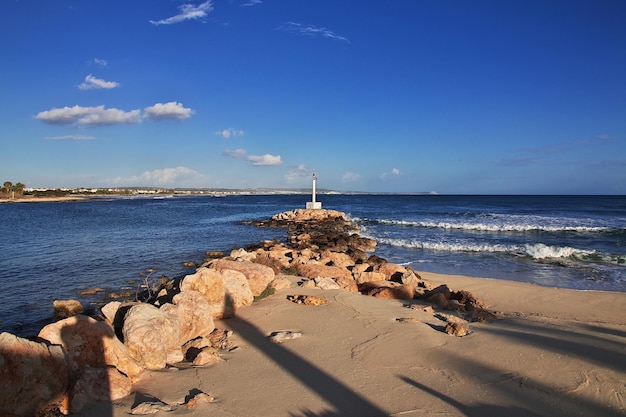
180;267;253;318
38;315;144;383
211;259;275;296
0;332;69;416
69;366;132;414
180;268;228;317
160;290;216;346
122;304;183;370
220;268;255;309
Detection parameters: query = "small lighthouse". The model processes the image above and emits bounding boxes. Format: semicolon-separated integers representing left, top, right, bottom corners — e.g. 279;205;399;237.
306;173;322;209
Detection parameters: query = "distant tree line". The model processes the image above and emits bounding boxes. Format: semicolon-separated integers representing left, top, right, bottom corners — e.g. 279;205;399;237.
1;181;25;199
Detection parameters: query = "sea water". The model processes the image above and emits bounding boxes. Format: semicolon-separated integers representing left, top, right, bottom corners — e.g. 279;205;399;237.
1;194;624;337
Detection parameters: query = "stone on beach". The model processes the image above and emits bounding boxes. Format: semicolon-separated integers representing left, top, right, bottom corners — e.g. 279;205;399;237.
37;314;144;383
0;332;70;417
53;299;84;319
69;366;132;413
160;290;216;346
180;267;254;318
210;258;275;297
122;303;183;370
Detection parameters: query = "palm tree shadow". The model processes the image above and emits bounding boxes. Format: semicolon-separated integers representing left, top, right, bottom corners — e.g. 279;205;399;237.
225;293;388;417
399;375;544;417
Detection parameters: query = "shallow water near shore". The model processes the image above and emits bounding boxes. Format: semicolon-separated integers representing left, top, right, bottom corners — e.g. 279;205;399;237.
1;194;624;337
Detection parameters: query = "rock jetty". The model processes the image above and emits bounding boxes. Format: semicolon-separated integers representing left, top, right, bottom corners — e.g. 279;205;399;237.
0;209;495;416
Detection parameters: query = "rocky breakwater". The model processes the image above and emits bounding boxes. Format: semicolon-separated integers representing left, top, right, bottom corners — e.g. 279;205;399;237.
0;208;495;416
244;209;494;316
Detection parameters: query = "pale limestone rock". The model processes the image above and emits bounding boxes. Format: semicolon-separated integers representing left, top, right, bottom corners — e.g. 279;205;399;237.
185;392;215;408
333;275;359;293
122;304;183;370
271;208;346;222
286;294;328;306
268;331;302;343
375;262;407;280
211;259;275;296
297;263;353;281
0;332;70;417
160;290;215;346
220;268;254;310
191;346;222;366
180;268;228;318
314;277;341;290
230;247;257;261
69;366;132;413
38;314;144;383
101;301;121;324
353;271;387;285
269;276;292;291
351;263;372;274
53;299;84;319
320;250;356;269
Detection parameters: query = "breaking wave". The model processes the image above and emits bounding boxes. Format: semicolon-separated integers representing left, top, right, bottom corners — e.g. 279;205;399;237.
376;237;625;265
359;217;613;233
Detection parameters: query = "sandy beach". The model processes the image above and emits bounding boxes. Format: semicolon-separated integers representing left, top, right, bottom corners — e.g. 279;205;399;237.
74;271;626;417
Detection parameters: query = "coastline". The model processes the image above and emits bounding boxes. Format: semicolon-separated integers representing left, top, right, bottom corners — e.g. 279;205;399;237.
76;270;626;417
3;207;624;417
0;195;98;203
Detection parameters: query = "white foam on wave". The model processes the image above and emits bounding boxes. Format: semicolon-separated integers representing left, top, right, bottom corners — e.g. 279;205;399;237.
376;237;513;253
368;218;609;233
376;237;603;262
523;243;596;260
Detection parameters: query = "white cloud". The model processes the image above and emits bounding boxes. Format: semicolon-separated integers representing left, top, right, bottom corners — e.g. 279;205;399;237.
92;58;108;67
341;171;361;182
223;148;247;158
37;102;194;127
380;168;401;180
247;154;282;166
284;164;311;182
215;128;244;139
144;102;194;121
45;135;96;141
278;22;350;43
242;0;262;6
150;0;214;25
111;166;202;186
79;74;120;90
36;105;141;127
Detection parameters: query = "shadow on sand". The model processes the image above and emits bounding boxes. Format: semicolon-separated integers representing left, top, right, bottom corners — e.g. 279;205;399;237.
226;310;389;417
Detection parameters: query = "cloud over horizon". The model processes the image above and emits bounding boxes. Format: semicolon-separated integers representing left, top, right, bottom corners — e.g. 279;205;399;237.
45;135;96;141
150;0;214;25
110;166;203;186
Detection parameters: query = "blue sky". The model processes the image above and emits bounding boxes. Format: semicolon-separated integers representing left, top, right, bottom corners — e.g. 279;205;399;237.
1;0;625;194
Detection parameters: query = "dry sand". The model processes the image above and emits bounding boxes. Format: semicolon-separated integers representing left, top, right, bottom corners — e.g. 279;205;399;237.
77;272;626;417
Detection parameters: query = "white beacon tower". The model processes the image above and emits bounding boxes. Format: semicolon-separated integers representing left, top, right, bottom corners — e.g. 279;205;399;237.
306;173;322;209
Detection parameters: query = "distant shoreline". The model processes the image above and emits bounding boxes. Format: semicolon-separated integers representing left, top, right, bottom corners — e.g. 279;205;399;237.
0;195;98;204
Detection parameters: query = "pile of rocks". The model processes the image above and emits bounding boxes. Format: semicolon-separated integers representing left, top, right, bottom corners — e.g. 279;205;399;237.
0;209;494;416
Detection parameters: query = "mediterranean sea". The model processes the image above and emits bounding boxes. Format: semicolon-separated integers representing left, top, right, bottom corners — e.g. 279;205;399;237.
1;194;624;337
